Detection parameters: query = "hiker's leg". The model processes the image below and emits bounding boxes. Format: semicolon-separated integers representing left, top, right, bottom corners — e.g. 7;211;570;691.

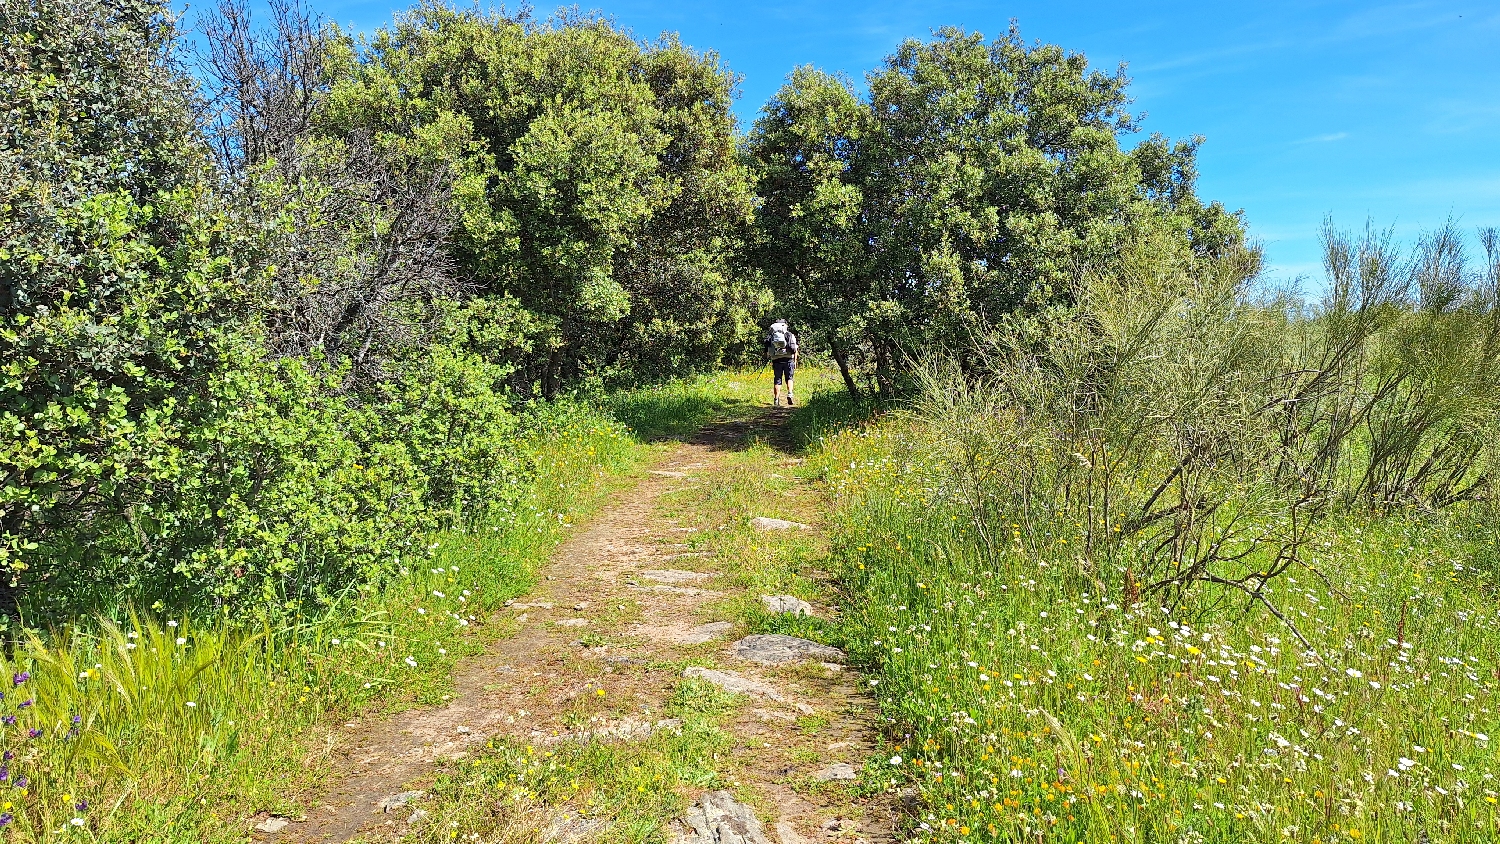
785;358;796;405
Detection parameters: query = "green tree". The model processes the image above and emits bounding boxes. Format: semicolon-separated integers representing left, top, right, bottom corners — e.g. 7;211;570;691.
747;26;1255;393
325;4;763;393
744;67;872;397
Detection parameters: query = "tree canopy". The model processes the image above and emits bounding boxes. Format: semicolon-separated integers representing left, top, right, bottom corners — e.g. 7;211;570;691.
323;3;766;393
746;26;1256;393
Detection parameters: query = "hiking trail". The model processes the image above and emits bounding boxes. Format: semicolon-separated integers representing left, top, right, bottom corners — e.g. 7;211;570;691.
259;409;900;844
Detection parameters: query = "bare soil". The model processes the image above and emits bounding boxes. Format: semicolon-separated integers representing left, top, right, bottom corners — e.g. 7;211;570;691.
267;412;898;844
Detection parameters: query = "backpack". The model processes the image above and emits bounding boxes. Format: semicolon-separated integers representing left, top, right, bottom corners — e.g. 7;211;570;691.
767;322;792;359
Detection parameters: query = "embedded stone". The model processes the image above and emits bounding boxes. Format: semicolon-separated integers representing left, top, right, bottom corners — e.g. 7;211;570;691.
641;569;713;584
761;595;813;616
378;791;425;812
546;717;682;744
671;790;771;844
730;634;844;665
813;762;858;782
680;621;734;644
751;517;810;531
683;666;785;702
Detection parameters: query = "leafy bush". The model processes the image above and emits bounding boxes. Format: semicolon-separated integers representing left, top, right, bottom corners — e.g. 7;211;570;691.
0;0;254;619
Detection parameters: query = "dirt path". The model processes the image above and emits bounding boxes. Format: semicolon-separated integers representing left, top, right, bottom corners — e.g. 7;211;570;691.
270;412;898;844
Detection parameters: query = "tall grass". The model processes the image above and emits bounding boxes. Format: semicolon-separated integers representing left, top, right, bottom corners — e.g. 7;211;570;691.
822;421;1500;843
817;224;1500;842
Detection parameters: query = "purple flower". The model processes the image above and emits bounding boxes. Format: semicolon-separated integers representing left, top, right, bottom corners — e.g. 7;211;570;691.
26;728;40;739
15;698;31;709
4;750;13;761
2;715;15;726
0;812;11;827
13;775;26;789
0;765;9;781
74;799;87;812
11;672;27;687
72;715;81;724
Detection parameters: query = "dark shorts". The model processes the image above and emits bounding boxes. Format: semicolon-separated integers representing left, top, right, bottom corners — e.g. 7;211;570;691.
771;357;796;384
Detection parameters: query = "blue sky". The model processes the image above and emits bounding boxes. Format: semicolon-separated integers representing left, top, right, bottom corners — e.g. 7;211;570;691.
229;0;1500;287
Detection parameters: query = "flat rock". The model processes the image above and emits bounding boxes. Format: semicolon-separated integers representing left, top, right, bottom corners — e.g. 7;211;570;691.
731;634;844;665
672;790;771;844
254;817;290;834
761;595;813;616
378;791;425;812
555;618;590;628
641;569;713;584
751;517;810;531
683;666;785;702
545;717;682;744
813;762;858;782
628;584;721;598
679;621;735;644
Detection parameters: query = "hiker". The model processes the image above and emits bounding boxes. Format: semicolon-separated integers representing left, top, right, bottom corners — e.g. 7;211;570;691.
766;318;799;407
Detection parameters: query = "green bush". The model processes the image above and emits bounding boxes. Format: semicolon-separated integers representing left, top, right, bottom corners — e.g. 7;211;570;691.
0;0;254;620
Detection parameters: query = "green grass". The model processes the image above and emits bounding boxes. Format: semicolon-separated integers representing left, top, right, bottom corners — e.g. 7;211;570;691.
0;404;653;841
606;370;776;441
816;416;1500;844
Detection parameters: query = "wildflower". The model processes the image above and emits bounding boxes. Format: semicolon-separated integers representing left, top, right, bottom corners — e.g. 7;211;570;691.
889;755;902;765
1397;757;1416;771
16;699;31;709
185;701;196;708
167;620;178;627
404;656;418;668
1345;668;1363;679
10;673;27;687
26;729;40;739
0;813;10;827
176;637;187;646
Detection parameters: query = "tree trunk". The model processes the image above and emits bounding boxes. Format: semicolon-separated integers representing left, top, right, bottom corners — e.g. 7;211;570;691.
542;347;560;399
830;340;861;400
872;338;895;396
